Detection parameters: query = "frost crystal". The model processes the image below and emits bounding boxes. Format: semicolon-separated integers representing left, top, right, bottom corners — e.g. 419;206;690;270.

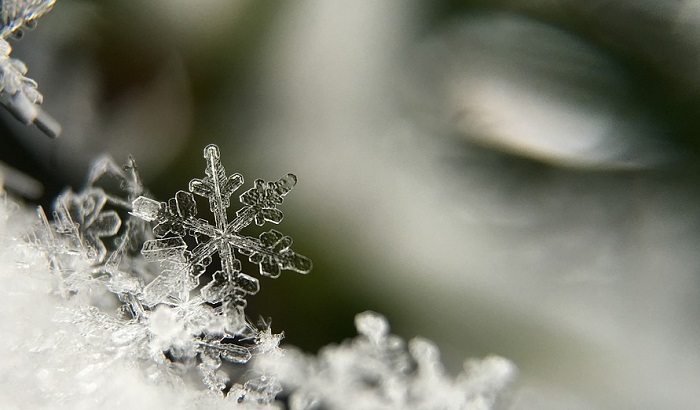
131;144;312;316
0;0;60;137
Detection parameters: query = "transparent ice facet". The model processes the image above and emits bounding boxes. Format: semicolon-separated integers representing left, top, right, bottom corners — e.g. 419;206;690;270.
130;196;161;222
141;237;187;261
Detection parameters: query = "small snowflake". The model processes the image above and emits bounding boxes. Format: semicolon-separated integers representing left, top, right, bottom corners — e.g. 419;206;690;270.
131;144;312;317
52;188;122;263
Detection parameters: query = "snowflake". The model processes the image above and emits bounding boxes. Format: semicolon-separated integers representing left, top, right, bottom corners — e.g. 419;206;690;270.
30;154;146;301
0;0;60;137
131;144;312;317
33;153;145;268
52;188;122;263
260;311;517;410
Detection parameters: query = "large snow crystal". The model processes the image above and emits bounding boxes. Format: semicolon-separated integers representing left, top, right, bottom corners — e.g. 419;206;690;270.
131;144;312;315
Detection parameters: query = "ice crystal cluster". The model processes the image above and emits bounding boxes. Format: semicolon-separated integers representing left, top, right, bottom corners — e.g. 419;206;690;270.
29;144;312;395
0;143;515;408
0;0;60;137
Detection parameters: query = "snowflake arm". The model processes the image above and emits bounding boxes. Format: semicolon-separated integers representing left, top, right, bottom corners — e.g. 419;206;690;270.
189;144;244;230
237;173;297;227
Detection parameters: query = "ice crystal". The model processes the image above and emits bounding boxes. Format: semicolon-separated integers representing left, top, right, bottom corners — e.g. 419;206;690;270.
0;0;60;137
131;144;312;316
